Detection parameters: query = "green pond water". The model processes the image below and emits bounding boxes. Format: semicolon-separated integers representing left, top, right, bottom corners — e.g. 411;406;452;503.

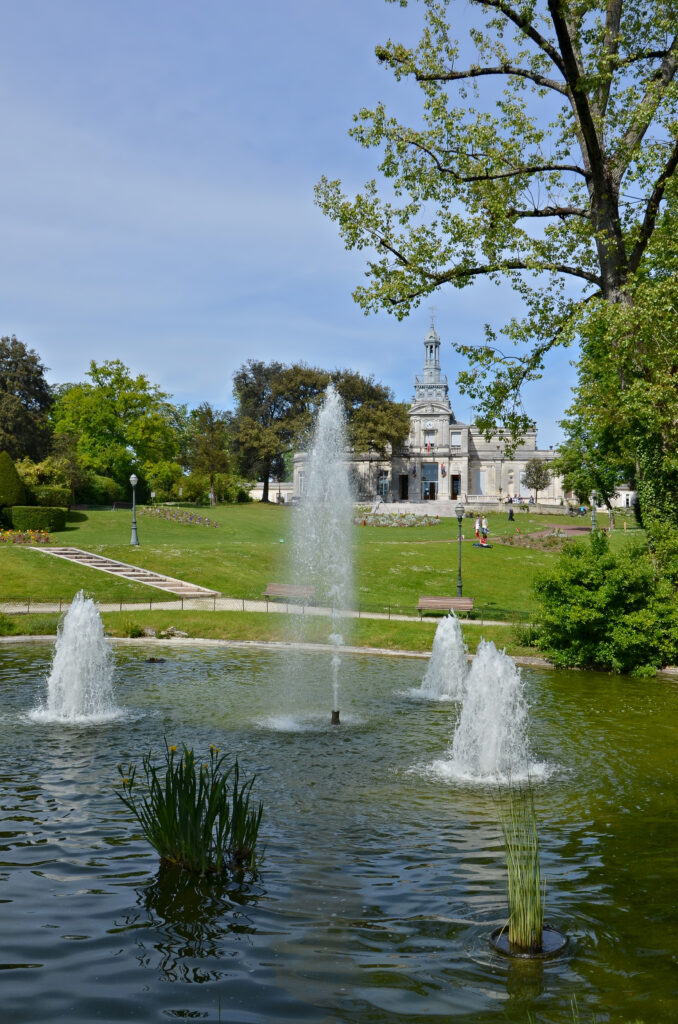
0;640;676;1023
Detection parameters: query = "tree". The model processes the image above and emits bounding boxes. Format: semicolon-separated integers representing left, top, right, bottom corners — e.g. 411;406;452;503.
521;459;552;503
534;532;678;674
51;360;185;495
554;264;678;527
330;369;410;453
186;403;231;505
230;361;319;502
315;0;678;441
0;336;52;461
230;361;410;501
49;431;88;501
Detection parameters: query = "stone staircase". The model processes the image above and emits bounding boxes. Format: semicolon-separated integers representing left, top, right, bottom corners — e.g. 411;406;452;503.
37;547;219;598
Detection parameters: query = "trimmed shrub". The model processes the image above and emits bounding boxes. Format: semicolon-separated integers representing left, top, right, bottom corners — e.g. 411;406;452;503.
0;451;26;508
534;531;678;675
11;506;67;532
33;485;71;509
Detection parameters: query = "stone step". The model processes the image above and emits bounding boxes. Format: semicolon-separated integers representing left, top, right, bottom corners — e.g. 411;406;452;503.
33;547;219;597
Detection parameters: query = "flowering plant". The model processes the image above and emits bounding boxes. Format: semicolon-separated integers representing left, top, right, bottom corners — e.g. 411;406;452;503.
139;506;219;527
352;512;441;528
0;529;52;545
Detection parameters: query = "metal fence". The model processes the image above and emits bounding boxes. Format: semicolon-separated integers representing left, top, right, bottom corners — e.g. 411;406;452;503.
0;595;527;624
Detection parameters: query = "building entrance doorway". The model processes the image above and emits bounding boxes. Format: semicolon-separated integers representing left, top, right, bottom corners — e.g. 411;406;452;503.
399;474;409;500
451;474;461;498
421;463;438;500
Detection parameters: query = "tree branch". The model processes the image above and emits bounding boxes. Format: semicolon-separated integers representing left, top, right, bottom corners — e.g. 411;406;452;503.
612;35;678;183
508;205;591;219
546;0;605;182
627;136;678;274
395;130;589;181
369;237;602;301
473;0;566;76
594;0;623;115
412;62;567;95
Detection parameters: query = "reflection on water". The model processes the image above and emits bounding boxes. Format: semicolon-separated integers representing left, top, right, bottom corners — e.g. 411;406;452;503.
0;642;675;1023
116;865;262;983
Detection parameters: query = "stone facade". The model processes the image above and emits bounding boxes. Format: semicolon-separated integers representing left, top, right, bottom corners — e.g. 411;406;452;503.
294;326;565;506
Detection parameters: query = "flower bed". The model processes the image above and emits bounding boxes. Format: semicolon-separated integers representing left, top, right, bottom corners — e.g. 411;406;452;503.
0;529;52;544
139;506;220;527
352;512;441;528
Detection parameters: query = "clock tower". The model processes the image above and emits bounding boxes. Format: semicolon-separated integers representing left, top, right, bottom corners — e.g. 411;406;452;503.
413;324;450;406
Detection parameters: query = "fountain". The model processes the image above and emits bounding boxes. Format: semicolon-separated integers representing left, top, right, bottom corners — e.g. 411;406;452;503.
30;590;122;723
432;639;544;783
419;613;468;700
290;385;354;724
2;642;676;1020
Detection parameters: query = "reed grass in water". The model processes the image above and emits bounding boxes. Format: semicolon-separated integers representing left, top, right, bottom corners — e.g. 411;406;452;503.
117;740;263;876
499;781;545;952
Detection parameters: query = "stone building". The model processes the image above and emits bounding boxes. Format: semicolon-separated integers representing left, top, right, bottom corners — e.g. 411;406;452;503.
293;325;565;506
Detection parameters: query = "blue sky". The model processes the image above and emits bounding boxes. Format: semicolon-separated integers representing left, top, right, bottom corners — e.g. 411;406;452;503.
1;0;577;446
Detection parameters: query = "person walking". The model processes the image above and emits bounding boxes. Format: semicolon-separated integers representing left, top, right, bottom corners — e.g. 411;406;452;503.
481;515;488;540
474;516;481;539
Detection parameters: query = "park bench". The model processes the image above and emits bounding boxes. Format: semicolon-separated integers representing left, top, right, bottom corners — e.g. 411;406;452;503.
417;596;475;617
112;502;133;510
263;583;316;604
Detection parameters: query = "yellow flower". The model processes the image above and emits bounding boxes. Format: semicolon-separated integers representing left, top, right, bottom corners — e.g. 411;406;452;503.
169;745;178;754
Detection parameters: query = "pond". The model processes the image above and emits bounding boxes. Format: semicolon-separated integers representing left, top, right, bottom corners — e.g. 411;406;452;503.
0;640;676;1023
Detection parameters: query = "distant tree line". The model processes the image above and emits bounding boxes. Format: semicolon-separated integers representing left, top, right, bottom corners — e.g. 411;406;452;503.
0;336;409;507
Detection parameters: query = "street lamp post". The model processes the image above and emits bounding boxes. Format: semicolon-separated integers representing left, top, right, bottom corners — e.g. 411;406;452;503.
456;501;465;598
591;489;597;532
129;473;140;546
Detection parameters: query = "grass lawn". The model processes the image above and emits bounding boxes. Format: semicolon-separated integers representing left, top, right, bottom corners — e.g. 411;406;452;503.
1;503;644;622
0;608;539;659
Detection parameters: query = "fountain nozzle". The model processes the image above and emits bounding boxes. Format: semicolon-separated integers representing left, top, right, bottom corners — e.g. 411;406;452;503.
331;709;340;725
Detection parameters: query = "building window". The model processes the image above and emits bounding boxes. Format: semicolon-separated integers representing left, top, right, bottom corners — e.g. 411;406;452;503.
377;470;389;498
450;431;461;448
424;430;435;449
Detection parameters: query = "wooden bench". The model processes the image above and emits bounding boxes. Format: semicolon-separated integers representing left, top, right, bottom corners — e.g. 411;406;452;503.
418;596;475;617
263;583;316;603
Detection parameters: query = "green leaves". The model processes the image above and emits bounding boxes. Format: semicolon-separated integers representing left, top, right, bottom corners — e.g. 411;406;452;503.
534;532;678;674
316;0;678;439
116;740;263;877
51;359;184;494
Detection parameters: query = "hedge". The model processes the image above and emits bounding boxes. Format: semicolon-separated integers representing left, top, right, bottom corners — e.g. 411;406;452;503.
0;451;26;508
33;485;71;509
11;506;67;532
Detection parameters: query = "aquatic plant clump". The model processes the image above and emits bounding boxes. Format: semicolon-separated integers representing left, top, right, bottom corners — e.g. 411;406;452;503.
117;741;263;877
499;782;545;953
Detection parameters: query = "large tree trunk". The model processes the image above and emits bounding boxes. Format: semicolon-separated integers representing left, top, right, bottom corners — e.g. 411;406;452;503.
261;464;270;503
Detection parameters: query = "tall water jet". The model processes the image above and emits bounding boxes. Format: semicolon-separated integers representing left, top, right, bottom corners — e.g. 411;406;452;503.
419;613;468;700
434;639;539;783
291;386;354;724
31;590;121;724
